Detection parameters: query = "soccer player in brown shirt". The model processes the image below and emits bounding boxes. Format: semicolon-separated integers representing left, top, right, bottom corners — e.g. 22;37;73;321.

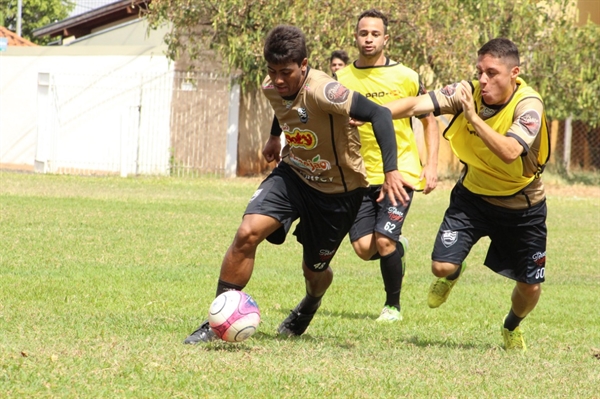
184;25;409;344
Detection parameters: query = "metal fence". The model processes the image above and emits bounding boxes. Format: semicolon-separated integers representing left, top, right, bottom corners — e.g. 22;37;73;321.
551;118;600;173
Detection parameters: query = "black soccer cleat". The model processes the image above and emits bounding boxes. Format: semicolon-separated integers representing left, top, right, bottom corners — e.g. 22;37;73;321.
277;302;321;337
183;320;218;344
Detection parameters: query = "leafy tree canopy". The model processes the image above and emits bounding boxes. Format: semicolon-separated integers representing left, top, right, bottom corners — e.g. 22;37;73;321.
1;0;75;45
146;0;599;126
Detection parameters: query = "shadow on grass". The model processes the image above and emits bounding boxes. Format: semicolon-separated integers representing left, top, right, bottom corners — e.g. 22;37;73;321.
267;308;498;351
193;330;497;352
275;308;373;320
191;308;496;351
402;335;496;351
194;331;321;351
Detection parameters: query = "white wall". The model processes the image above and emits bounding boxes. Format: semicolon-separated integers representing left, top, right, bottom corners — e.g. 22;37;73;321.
0;46;174;174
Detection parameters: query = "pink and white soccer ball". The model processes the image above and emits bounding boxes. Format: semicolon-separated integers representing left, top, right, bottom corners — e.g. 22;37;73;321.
208;291;261;342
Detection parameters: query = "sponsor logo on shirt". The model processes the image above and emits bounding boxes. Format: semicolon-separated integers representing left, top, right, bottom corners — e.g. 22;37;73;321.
289;153;331;172
300;173;334;183
365;89;405;99
518;110;541;137
284;128;318;150
440;83;458;97
324;82;350;104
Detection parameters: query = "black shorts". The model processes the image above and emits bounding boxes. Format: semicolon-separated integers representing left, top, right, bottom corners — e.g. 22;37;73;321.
348;185;414;242
245;162;366;272
432;183;547;284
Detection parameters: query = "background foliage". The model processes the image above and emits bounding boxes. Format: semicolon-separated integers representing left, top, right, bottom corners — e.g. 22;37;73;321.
0;0;74;45
145;0;599;126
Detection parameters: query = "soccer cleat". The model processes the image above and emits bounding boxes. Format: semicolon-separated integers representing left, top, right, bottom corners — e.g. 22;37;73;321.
183;320;218;344
399;236;409;276
502;323;527;351
427;261;466;308
277;302;320;337
375;305;402;323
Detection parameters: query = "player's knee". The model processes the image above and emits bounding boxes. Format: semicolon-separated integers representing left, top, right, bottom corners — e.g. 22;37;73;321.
233;224;262;249
303;263;333;278
431;261;457;277
517;282;541;298
371;234;396;259
355;249;372;261
375;235;396;255
351;242;373;261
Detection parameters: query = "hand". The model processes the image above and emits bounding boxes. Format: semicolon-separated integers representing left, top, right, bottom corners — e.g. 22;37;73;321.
419;164;438;195
262;135;282;163
349;118;366;127
377;170;412;206
459;80;476;123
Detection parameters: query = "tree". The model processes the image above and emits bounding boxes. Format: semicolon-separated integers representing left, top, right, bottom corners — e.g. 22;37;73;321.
1;0;75;45
145;0;599;126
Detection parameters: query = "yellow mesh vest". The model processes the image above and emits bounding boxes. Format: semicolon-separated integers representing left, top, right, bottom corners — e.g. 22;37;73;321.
336;63;425;189
444;78;550;196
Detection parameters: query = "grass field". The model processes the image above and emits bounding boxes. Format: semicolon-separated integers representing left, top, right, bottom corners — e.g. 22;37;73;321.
1;171;598;398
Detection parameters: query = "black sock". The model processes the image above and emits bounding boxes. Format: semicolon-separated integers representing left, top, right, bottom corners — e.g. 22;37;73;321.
216;279;245;297
504;309;524;331
298;292;323;314
379;244;404;311
446;262;463;281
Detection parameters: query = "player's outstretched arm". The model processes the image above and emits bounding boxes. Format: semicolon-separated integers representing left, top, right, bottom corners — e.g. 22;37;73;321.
349;92;411;206
385;94;435;120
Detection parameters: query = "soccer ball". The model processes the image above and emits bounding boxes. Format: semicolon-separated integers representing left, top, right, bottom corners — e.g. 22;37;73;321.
208;291;260;342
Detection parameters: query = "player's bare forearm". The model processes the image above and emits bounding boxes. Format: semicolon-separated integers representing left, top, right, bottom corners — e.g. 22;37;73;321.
384;95;434;120
421;113;439;194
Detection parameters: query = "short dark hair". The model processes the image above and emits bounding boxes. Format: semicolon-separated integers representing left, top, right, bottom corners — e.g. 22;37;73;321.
330;50;349;64
356;9;388;34
263;25;307;66
478;38;520;67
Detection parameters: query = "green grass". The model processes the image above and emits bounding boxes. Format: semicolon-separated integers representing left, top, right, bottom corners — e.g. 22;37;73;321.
1;172;599;398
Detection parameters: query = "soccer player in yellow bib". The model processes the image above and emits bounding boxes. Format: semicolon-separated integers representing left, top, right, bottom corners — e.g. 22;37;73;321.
336;9;439;323
381;38;550;351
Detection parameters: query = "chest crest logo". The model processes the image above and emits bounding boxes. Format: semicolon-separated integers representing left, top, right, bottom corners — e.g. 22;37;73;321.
481;106;496;118
297;107;308;123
